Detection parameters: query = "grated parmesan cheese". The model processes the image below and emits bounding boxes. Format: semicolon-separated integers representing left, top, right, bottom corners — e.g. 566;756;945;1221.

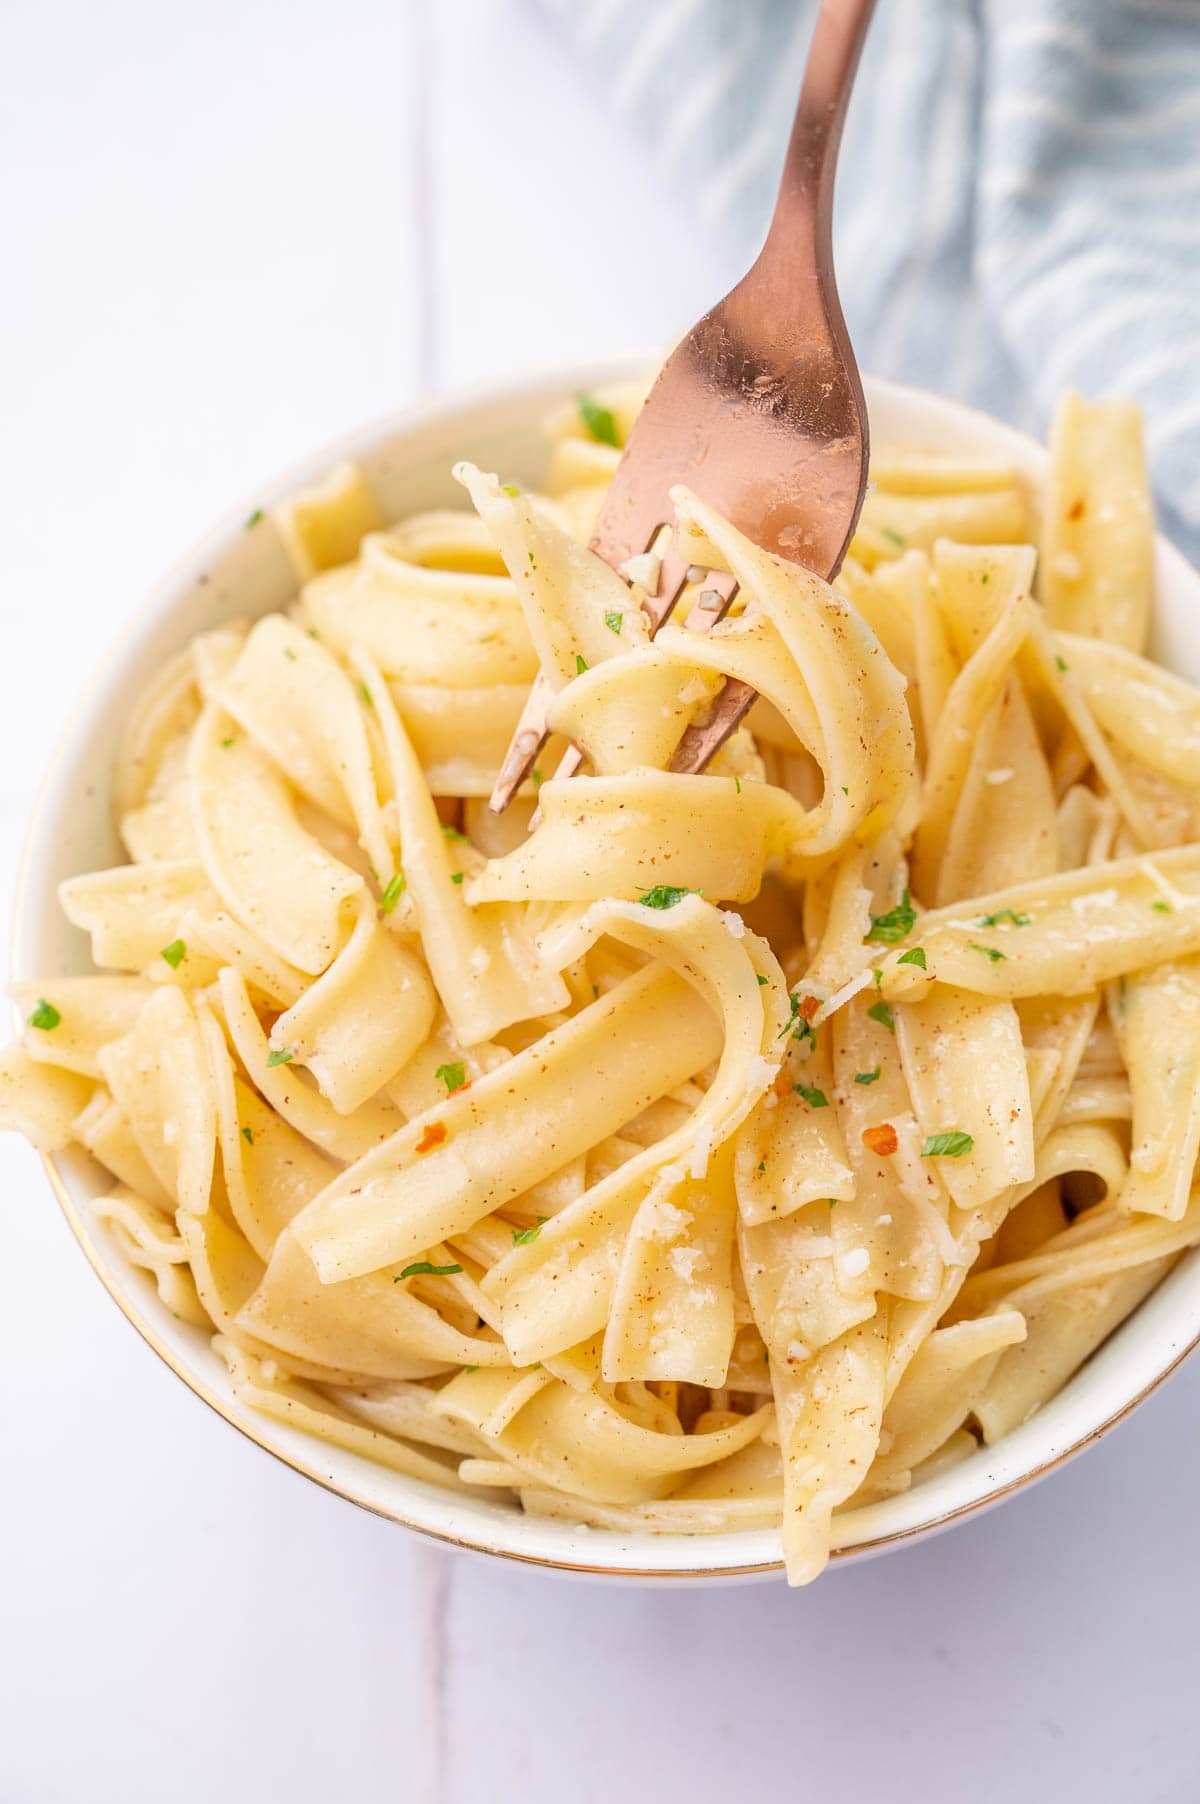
640;1198;692;1242
984;767;1015;786
1071;888;1119;914
813;966;874;1026
669;1245;708;1282
843;1246;870;1278
721;909;746;939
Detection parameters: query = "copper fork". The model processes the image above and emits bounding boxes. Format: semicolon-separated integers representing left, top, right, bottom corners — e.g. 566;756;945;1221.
489;0;875;814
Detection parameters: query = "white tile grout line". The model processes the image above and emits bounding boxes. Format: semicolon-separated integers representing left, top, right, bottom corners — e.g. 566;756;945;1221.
407;0;438;395
412;1541;454;1804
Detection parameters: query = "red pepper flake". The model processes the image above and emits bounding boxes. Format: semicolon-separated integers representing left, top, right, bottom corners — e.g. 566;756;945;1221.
797;994;820;1023
416;1121;448;1155
862;1122;898;1157
1067;498;1085;521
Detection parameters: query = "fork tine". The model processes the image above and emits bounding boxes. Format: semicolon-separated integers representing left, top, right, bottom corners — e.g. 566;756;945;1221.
681;572;738;634
668;678;757;774
488;514;694;814
664;573;753;773
667;573;754;772
530;566;741;819
488;683;556;812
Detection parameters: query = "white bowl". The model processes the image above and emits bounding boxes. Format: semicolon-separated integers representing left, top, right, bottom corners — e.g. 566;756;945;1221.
17;364;1200;1583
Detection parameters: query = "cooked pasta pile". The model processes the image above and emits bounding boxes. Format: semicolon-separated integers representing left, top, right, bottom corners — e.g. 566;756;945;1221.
7;379;1200;1582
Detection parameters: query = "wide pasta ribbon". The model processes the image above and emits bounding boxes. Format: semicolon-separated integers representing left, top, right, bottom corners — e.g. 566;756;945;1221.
481;897;788;1374
291;957;727;1282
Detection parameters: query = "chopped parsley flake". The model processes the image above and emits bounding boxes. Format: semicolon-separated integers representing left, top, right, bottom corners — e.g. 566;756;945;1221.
874;967;883;989
397;1261;463;1279
868;1000;895;1032
531;767;544;788
465;1365;479;1374
969;942;1006;962
358;680;373;708
897;946;926;970
501;483;520;496
922;1130;974;1159
795;1084;829;1108
756;974;768;986
221;735;235;748
440;823;466;841
244;507;264;528
1055;655;1068;672
577;392;619;447
450;871;464;885
28;998;60;1031
865;889;916;945
637;885;699;909
160;939;186;970
1153;900;1172;913
284;647;297;661
241;1126;254;1145
379;872;406;913
854;1067;881;1086
266;1047;295;1068
757;1161;766;1173
435;1061;468;1094
604;611;623;635
978;909;1031;928
881;527;906;547
735;777;742;794
512;1217;548;1246
575;653;588;675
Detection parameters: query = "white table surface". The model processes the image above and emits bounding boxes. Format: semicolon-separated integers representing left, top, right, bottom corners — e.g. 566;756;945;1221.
2;4;1198;1799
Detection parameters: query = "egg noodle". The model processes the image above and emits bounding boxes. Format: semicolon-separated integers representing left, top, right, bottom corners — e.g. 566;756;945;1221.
6;380;1200;1583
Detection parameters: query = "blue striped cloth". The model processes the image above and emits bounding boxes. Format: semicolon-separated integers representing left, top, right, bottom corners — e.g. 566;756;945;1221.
537;0;1200;565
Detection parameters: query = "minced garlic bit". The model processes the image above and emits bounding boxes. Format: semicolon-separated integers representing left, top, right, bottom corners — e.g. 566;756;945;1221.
619;550;662;595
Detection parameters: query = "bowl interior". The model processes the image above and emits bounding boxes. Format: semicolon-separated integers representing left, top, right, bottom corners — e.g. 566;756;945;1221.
17;367;1200;1581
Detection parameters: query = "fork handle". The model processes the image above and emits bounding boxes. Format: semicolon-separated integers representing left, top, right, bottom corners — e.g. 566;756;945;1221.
758;0;876;281
663;0;875;783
